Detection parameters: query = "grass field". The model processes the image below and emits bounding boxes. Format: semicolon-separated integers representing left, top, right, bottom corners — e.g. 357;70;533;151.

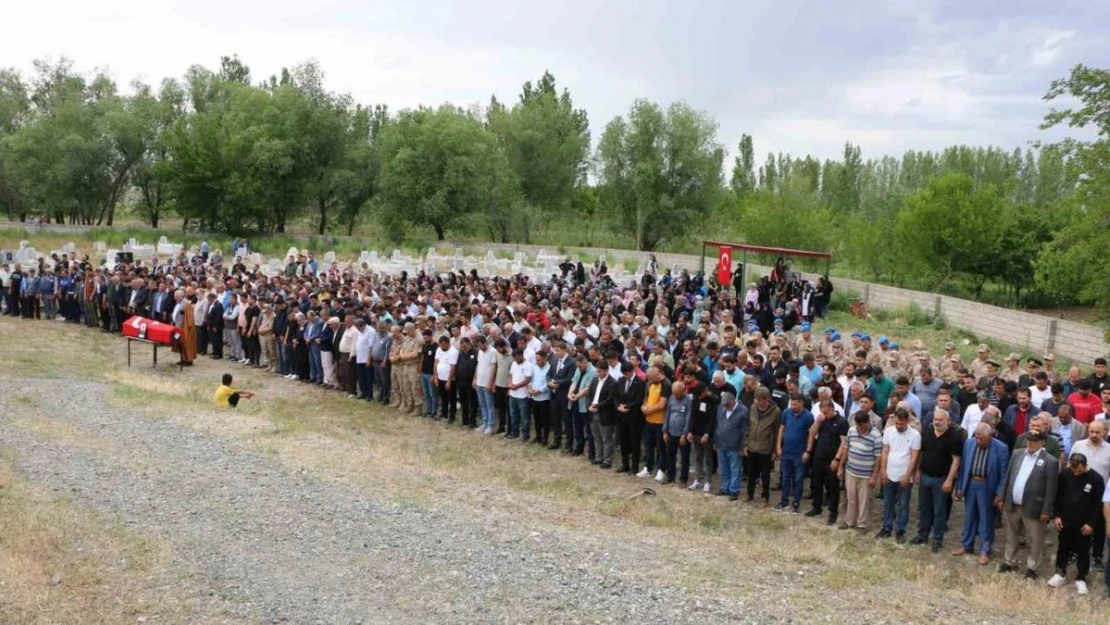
0;309;1104;623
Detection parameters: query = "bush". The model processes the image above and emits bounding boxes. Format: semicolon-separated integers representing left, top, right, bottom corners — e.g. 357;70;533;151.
906;301;928;327
830;288;859;313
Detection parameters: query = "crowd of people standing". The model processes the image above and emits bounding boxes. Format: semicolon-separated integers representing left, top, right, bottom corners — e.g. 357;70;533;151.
2;244;1109;598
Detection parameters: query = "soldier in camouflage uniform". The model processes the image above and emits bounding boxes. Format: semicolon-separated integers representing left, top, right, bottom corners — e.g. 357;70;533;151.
389;326;405;409
968;344;991;382
1000;352;1025;383
400;323;425;415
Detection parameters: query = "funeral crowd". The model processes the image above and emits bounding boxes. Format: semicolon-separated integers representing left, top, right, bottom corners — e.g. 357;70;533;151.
1;247;1109;597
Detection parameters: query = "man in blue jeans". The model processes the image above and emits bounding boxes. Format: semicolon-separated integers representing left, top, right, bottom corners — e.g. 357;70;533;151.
912;408;963;552
418;329;438;417
711;391;749;500
878;409;922;542
774;394;813;513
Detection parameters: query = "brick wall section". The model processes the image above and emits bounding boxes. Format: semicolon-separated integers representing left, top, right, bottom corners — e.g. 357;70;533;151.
445;240;1110;363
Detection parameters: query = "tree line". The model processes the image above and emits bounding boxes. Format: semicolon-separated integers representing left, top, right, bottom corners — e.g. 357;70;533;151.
0;57;1107;310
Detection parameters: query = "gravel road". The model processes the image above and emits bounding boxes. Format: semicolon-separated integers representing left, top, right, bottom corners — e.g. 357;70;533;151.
0;378;776;624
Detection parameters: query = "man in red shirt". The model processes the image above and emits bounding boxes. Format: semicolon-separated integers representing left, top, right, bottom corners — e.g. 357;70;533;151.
1003;388;1034;435
1066;379;1102;425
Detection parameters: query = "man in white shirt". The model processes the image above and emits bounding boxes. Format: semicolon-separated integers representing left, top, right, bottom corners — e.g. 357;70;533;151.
507;349;534;441
434;335;459;422
962;391;991;433
1071;420;1110;569
528;350;553;445
1029;373;1053;410
878;410;922;542
354;319;375;399
474;336;498;433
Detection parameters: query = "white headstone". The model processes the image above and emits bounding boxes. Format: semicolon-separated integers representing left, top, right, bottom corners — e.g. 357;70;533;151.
286;247;299;261
324;251;337;264
392;249;403;262
268;258;283;272
94;241;107;252
249;253;262;265
369;251;379;263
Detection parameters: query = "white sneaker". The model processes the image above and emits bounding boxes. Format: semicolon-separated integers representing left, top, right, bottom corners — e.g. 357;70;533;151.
703;482;712;493
291;375;299;381
635;468;650;478
1076;580;1088;595
1047;573;1067;588
687;480;701;491
654;470;666;483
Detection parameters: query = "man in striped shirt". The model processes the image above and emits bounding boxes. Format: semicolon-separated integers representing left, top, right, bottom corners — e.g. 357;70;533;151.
837;411;882;530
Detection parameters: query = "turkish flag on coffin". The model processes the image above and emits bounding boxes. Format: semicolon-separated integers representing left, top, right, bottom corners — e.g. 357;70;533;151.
122;315;181;346
717;246;732;286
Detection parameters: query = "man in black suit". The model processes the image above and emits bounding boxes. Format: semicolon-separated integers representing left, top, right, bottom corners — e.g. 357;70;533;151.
587;360;618;469
614;361;647;474
204;292;225;359
548;341;577;451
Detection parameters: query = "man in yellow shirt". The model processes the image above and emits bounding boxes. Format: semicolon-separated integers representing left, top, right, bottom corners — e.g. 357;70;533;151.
214;373;255;408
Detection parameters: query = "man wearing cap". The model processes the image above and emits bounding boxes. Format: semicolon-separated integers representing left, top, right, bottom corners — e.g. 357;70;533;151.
969;344;992;382
1018;358;1043;390
1048;452;1105;596
998;430;1057;579
1001;353;1026;384
793;322;818;361
955;422;1010;564
1042;354;1060;385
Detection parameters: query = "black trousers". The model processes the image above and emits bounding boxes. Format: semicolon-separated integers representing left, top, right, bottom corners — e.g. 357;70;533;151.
551;392;569;447
664;436;691;483
532;399;551;442
438;379;457;421
209;328;224;358
1091;513;1107;562
495;386;509;432
811;456;840;517
196;326;208;355
457;378;476;425
746;452;773;500
618;414;645;471
245;335;261;365
1057;526;1093;580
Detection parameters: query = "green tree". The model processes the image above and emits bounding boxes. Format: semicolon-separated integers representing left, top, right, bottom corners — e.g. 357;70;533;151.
1035;64;1110;310
729;134;756;198
595;99;723;251
487;71;589;243
894;172;1004;291
377;105;516;241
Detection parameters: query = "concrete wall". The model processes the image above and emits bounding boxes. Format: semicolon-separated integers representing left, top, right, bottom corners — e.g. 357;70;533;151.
446;239;1109;364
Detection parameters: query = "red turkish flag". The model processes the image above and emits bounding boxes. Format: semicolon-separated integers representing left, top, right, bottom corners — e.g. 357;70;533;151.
717;246;732;286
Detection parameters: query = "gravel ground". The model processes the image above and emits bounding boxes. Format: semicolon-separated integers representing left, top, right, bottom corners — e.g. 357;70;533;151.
0;378;778;624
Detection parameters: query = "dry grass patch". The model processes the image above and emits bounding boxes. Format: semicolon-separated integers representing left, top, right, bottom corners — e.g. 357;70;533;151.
0;449;243;625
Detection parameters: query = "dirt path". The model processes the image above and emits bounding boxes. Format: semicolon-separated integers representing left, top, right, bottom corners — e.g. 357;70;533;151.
0;378;771;624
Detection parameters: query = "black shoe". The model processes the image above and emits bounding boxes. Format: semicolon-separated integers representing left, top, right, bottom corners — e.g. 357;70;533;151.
827;516;837;526
548;443;562;451
745;494;754;502
728;494;740;501
895;533;906;544
1093;557;1104;569
1023;569;1038;580
599;463;612;470
716;491;729;497
998;563;1015;573
790;504;800;514
804;509;822;518
910;536;928;546
616;466;630;473
875;529;892;539
931;542;941;554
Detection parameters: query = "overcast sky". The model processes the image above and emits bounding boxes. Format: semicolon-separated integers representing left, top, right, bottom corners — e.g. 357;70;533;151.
1;0;1101;162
